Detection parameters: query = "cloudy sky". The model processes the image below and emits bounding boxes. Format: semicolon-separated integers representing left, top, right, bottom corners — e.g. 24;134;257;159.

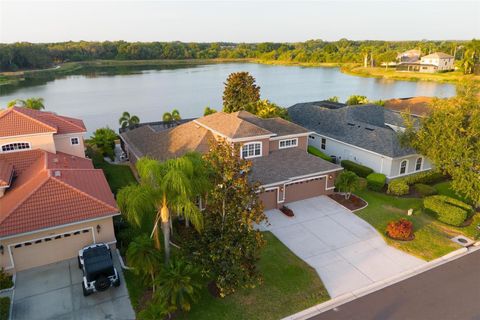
1;1;479;43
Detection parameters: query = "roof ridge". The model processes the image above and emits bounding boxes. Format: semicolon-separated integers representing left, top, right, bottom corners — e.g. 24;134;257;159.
0;108;13;121
12;108;58;132
51;173;118;212
51;113;86;132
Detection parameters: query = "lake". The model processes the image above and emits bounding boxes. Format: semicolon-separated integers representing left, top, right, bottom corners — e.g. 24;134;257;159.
0;63;455;135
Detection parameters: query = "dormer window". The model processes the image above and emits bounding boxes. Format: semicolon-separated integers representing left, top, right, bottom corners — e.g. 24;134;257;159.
1;142;31;153
279;138;298;149
241;142;262;159
70;137;80;145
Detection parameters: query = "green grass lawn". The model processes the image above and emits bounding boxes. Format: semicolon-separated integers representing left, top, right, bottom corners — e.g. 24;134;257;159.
126;232;329;320
355;189;461;261
0;297;10;320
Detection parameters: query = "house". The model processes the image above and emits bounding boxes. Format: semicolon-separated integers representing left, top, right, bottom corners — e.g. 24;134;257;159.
288;101;433;180
0;107;118;272
419;52;455;72
120;111;343;210
397;49;421;63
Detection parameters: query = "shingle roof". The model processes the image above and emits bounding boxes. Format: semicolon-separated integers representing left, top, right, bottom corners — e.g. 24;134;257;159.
422;52;454;59
250;148;342;186
0;149;117;238
0;107;86;137
288;102;417;158
234;111;309;137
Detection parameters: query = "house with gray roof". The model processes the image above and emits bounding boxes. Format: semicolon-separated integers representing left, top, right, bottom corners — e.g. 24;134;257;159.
121;110;342;210
288;101;433;180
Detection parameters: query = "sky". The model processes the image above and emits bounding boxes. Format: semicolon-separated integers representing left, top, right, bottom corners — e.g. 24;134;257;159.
0;1;479;43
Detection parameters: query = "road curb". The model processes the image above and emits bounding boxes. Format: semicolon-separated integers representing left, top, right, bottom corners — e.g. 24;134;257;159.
282;245;480;320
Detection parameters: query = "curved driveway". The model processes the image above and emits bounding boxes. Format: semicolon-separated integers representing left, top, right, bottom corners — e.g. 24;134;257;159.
261;196;425;298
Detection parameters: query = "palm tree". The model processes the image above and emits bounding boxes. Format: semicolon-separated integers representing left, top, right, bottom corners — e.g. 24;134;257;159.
137;301;169;320
119;111;140;129
162;109;181;123
154;258;201;312
126;235;162;292
462;49;475;75
117;154;207;263
7;97;45;110
335;170;360;200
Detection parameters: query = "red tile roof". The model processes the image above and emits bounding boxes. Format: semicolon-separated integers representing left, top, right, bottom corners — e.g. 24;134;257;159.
0;149;117;238
0;107;86;137
0;160;13;187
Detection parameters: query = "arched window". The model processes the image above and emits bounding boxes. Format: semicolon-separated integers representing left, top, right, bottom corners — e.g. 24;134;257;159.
399;160;408;175
1;142;31;153
415;157;423;171
241;142;262;159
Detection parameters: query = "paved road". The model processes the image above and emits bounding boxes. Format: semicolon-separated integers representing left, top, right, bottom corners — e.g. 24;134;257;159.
311;249;480;320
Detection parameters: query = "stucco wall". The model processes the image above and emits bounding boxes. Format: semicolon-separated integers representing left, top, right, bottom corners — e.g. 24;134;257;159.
53;134;86;158
0;133;56;154
0;216;117;272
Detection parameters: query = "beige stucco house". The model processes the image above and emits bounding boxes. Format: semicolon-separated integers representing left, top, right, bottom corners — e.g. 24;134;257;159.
420;52;455;72
0;107;118;272
120;111;343;210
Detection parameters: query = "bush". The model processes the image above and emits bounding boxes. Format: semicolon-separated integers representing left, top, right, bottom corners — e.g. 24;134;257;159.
0;297;9;320
0;269;13;290
387;179;410;196
340;160;373;178
357;177;368;191
366;173;386;191
414;183;437;197
400;171;446;186
424;195;472;226
386;219;413;240
308;146;333;162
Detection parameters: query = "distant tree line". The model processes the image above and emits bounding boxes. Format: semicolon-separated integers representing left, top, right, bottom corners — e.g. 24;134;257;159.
1;39;479;72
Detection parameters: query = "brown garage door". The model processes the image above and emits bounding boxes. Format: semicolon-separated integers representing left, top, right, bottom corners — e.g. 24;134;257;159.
285;177;326;203
11;228;94;271
259;189;278;210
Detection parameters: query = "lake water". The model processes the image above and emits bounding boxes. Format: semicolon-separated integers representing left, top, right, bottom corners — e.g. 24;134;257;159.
0;63;455;135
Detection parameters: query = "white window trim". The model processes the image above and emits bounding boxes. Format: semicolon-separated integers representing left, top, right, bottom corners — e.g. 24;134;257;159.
279;138;298;149
241;141;262;159
399;159;409;175
1;141;31;153
70;137;80;145
415;157;423;171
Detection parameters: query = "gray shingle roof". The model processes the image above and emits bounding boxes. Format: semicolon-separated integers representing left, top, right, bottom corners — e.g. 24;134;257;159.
234;111;309;137
288;102;416;158
249;148;342;186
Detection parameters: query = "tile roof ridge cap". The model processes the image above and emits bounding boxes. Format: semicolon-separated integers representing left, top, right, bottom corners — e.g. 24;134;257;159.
51;173;118;212
12;107;58;132
0;107;13;121
51;113;86;132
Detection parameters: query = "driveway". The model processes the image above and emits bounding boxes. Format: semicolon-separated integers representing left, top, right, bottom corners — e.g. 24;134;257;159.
12;252;135;320
261;196;425;298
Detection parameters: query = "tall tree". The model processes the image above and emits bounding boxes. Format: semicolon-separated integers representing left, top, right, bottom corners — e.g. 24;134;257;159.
117;153;207;262
203;106;217;116
119;111;140;129
254;99;289;120
222;72;260;113
89;127;118;160
163;109;182;123
461;49;475;75
402;80;480;206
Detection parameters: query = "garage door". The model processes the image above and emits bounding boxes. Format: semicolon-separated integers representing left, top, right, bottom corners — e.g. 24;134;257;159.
285;177;326;203
11;228;94;271
259;189;278;210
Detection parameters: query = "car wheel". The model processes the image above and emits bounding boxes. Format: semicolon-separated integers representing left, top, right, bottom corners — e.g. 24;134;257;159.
113;277;121;287
78;256;82;269
82;283;90;297
94;275;110;292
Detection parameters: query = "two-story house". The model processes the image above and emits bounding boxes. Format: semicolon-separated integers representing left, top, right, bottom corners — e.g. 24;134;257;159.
120;110;343;210
0;107;118;272
420;52;455;72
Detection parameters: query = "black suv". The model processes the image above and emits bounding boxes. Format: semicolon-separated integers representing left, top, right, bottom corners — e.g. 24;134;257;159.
78;243;121;296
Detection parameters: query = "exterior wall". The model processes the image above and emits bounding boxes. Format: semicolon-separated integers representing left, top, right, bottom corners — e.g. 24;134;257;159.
419;65;438;73
237;138;270;158
0;133;56;154
53;133;86;158
420;57;454;71
0;216;117;272
388;155;433;179
269;136;308;153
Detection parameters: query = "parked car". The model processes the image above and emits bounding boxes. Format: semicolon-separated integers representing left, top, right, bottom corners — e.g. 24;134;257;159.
78;243;120;296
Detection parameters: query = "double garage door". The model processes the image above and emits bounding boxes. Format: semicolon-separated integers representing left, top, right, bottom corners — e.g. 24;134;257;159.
11;228;94;272
261;177;327;210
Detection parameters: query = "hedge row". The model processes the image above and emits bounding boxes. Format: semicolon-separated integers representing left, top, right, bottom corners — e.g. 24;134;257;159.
366;173;386;191
423;195;472;226
414;183;437;197
340;160;373;178
307;146;333;163
387;171;445;196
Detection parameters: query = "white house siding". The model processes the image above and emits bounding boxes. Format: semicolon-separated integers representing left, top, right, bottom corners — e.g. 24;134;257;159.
389;155;433;179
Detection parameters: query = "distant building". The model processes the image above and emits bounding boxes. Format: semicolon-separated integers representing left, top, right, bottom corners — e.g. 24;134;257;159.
396;51;454;73
397;49;421;63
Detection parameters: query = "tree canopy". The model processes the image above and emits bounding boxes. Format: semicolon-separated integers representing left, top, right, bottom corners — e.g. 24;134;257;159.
222;72;260;113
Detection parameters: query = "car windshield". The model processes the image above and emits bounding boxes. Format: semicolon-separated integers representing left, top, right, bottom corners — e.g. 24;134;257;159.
83;246;114;281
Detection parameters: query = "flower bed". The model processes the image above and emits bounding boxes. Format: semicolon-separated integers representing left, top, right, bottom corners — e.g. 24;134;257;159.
328;193;367;211
386;219;415;241
279;206;294;217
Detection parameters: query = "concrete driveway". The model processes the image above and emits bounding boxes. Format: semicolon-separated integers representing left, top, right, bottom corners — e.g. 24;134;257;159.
12;252;135;320
261;196;425;298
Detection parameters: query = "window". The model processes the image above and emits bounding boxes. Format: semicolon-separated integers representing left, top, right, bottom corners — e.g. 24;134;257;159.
1;142;31;153
415;157;423;171
241;142;262;159
400;160;408;175
321;138;326;150
279;138;298;149
70;137;79;145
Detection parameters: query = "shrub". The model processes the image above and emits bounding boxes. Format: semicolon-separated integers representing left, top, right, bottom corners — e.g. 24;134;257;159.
424;195;472;226
0;269;13;290
366;173;386;191
0;297;10;320
357;177;368;191
414;183;437;197
386;219;413;240
400;171;446;186
340;160;373;178
308;146;333;162
335;170;360;199
387;179;410;196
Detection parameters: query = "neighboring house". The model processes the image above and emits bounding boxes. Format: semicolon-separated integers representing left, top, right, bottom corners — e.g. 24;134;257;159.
0;107;118;272
397;49;421;63
120;111;342;210
419;52;455;72
288;101;433;180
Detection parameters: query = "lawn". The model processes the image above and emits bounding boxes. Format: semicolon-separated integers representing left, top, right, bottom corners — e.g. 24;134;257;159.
126;232;329;320
355;189;461;261
0;297;9;320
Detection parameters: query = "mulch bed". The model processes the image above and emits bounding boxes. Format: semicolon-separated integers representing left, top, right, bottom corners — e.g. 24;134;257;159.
279;206;294;217
385;232;415;242
328;193;367;211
